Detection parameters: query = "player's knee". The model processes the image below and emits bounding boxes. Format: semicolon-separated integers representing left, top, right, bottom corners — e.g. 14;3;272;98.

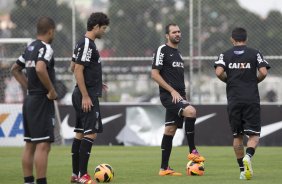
36;142;51;153
164;126;177;136
183;106;196;117
75;132;83;140
248;135;260;147
85;133;97;140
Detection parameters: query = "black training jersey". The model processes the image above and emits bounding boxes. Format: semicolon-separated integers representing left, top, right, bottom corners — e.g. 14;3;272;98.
214;45;270;103
16;39;55;95
72;37;102;97
152;44;185;96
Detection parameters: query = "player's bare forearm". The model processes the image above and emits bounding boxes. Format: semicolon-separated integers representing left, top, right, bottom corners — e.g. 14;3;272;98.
215;67;227;83
10;63;28;89
102;83;108;92
70;61;75;73
218;74;227;83
14;72;28;90
257;67;268;83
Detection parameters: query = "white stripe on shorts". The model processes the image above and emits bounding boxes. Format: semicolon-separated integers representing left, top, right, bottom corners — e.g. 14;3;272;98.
31;136;50;141
244;129;260;134
165;121;175;125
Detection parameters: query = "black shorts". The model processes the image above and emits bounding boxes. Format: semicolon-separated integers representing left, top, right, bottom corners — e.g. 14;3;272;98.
72;87;103;134
160;93;190;128
227;102;261;137
23;95;55;143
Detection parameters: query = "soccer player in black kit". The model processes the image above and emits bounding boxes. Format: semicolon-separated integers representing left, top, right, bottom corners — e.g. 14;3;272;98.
11;17;57;184
152;23;205;176
70;12;109;184
214;27;270;180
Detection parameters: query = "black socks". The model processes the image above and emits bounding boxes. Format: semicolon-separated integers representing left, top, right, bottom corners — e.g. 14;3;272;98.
246;147;255;158
185;117;196;153
24;176;34;184
71;138;81;176
36;178;47;184
161;134;173;169
79;137;94;176
237;158;244;172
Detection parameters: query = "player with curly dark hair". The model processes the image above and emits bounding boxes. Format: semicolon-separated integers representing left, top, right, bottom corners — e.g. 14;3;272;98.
70;12;109;184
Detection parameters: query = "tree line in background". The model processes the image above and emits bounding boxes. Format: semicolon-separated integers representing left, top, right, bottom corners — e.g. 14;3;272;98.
8;0;282;61
106;0;282;59
10;0;85;58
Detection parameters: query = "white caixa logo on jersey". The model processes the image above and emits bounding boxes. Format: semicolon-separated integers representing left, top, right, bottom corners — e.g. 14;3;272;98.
25;60;36;68
85;48;92;62
172;61;184;68
228;62;251;69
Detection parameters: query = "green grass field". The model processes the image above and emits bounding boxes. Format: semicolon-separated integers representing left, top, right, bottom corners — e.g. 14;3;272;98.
1;146;282;184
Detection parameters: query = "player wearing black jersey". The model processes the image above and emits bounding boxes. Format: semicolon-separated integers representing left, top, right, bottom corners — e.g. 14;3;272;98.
70;12;109;184
214;27;270;180
11;17;56;184
152;23;205;176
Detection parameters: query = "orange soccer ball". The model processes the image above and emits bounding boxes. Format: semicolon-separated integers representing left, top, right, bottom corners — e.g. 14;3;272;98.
94;163;114;182
186;161;205;176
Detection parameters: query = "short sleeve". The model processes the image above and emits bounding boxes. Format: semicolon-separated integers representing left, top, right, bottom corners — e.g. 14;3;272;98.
256;52;270;70
37;44;54;66
214;53;226;70
72;52;76;62
16;54;26;68
75;38;92;66
152;45;165;71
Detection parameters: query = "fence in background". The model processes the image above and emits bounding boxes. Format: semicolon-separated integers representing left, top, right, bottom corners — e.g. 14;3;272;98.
1;0;282;104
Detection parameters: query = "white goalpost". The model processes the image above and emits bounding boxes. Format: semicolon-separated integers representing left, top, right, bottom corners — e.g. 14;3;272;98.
0;38;33;44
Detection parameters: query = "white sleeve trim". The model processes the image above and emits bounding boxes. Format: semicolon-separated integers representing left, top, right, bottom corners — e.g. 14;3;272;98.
18;55;25;64
44;44;53;61
154;44;165;66
40;41;53;61
81;38;90;62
